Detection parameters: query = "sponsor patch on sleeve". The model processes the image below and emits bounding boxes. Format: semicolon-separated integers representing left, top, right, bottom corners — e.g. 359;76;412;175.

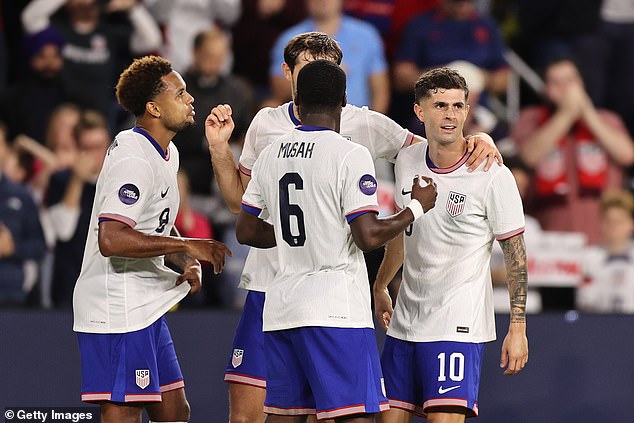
119;183;140;205
358;174;378;195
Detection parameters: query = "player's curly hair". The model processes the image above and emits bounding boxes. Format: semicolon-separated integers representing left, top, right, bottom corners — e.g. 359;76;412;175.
115;56;173;117
414;67;469;104
284;32;343;73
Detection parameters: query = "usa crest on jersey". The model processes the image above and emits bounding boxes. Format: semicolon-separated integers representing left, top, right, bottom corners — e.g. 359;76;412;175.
135;369;150;389
232;348;244;368
446;191;466;217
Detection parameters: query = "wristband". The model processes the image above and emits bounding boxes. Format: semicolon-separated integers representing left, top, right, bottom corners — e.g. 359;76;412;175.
406;199;424;221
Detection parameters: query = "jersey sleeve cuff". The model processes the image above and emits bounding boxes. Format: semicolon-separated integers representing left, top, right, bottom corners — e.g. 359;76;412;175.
345;205;379;223
495;227;525;241
238;162;252;176
98;213;136;228
241;202;262;216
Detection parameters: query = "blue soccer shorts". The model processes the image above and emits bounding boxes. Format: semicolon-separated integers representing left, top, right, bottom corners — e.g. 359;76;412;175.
264;326;389;420
77;315;184;403
381;336;484;417
223;290;267;388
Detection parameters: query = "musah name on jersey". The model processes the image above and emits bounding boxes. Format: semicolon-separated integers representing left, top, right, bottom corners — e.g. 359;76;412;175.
277;142;315;159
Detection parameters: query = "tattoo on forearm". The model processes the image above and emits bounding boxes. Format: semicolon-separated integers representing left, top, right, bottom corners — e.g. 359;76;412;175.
500;235;528;323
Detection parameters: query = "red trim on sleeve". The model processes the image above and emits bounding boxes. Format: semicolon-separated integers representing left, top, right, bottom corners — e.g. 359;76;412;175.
495;227;525;241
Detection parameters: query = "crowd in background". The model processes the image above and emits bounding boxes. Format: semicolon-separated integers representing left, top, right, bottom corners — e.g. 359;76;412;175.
1;0;633;313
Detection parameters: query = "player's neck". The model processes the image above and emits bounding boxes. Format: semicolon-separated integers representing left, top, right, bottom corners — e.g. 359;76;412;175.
300;112;340;133
135;120;174;153
606;238;631;255
427;137;467;168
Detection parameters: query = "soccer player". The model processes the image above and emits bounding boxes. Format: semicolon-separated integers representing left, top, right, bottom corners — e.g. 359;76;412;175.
235;58;437;422
373;67;529;423
205;31;503;423
72;56;232;423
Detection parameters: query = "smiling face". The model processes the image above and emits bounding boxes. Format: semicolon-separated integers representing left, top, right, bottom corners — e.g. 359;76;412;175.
151;71;195;132
414;88;469;146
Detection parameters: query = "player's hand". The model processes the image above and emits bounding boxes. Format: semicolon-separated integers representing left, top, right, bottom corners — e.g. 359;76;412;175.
500;323;528;375
373;286;393;331
176;259;203;294
465;132;502;172
410;175;437;213
205;104;235;149
185;238;232;274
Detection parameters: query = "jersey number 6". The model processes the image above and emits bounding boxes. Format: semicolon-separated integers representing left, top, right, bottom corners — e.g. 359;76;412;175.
279;173;306;247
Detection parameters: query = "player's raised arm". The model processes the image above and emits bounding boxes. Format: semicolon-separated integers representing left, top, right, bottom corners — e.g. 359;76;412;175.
498;234;529;375
350;175;437;252
98;220;231;274
205;104;251;213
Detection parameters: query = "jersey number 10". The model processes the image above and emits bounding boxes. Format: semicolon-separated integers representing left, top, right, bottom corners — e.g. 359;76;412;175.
279;173;306;247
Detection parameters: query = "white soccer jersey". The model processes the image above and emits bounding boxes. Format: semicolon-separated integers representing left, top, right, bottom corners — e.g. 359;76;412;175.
577;244;634;313
73;127;189;334
242;126;380;331
238;101;413;292
388;142;525;343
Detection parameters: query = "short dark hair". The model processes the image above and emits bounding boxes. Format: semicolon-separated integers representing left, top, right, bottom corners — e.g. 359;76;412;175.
295;60;346;116
116;56;173;117
414;67;469;104
284;32;343;73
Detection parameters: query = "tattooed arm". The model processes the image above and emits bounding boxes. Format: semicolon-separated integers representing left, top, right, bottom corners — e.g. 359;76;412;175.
498;234;529;375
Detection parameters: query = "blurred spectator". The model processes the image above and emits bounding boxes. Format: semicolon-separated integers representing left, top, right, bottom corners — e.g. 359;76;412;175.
577;189;634;313
13;103;81;199
0;122;47;306
387;0;438;59
269;0;390;113
145;0;241;73
174;29;254;196
0;27;67;144
512;57;634;244
21;0;162;117
44;110;110;308
232;0;306;101
573;0;634;137
393;0;509;96
343;0;395;40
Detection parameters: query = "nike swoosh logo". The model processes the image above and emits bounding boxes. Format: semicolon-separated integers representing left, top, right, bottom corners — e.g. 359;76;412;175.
438;385;461;394
160;187;169;198
401;188;412;195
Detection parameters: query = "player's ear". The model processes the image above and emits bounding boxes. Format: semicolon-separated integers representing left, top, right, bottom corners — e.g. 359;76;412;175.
342;92;347;107
282;63;292;81
414;103;424;123
146;101;161;119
